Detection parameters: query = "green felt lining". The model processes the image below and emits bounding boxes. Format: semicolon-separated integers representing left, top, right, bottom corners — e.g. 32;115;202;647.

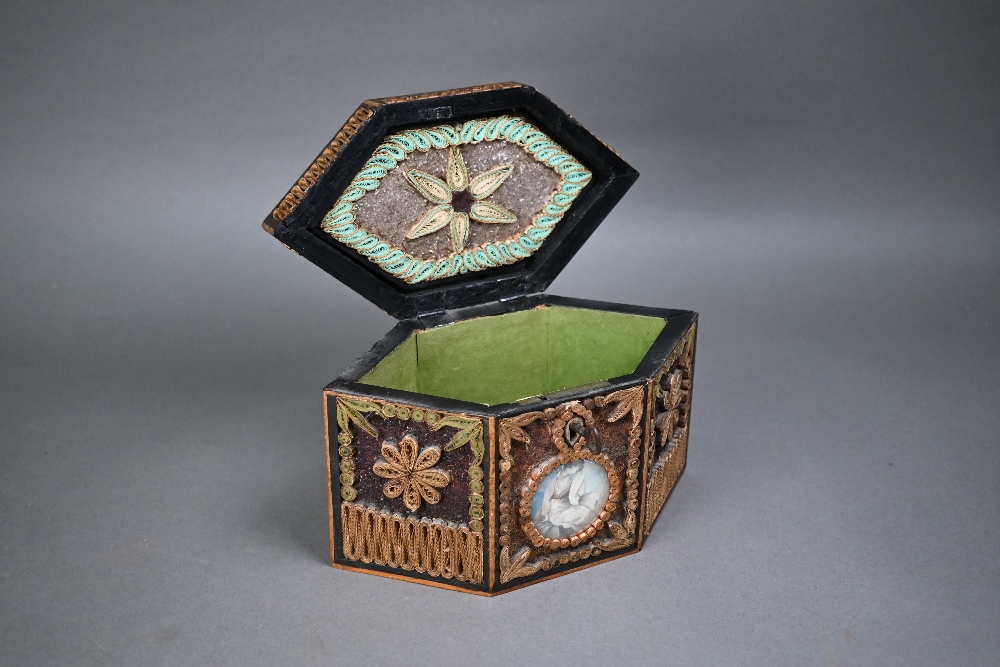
360;306;666;406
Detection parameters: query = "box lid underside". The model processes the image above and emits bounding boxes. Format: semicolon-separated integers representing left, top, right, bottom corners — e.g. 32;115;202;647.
263;83;638;320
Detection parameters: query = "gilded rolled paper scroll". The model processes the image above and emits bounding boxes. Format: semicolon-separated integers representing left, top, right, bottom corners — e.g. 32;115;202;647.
498;388;645;585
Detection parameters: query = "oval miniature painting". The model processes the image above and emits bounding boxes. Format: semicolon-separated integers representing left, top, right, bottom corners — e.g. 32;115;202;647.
529;459;611;540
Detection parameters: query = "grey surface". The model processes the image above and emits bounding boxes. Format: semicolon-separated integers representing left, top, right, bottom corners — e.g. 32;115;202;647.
2;1;998;665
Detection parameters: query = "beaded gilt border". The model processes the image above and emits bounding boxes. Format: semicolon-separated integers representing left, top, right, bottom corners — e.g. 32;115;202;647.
497;386;645;585
518;402;623;551
334;396;486;531
643;324;696;534
320;115;592;284
272;104;376;222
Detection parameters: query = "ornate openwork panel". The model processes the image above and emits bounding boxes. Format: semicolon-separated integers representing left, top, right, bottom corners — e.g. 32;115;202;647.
643;323;696;534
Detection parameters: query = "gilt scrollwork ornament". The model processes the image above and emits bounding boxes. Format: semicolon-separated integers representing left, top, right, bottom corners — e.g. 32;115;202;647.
333;396;485;531
372;435;451;512
498;389;645;585
643;325;696;534
341;502;483;584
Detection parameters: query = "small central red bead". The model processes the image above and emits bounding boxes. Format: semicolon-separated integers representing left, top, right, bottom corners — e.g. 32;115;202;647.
451;189;474;214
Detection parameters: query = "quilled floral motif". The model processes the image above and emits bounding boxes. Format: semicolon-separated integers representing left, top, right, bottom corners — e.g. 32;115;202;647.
653;345;693;451
333;396;485;532
405;146;517;253
373;434;451;512
321;115;592;284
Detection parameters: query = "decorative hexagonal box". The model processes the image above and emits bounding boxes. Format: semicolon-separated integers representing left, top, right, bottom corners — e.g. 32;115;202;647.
263;83;697;595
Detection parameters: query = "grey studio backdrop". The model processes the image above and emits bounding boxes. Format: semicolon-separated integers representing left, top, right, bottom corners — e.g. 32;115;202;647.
1;1;997;665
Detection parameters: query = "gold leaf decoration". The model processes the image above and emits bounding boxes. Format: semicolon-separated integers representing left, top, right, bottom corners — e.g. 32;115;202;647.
499;546;541;584
446;145;468;191
469;201;517;224
451;212;470;252
407;204;454;239
468;165;514;198
606;385;645;430
405;169;451;204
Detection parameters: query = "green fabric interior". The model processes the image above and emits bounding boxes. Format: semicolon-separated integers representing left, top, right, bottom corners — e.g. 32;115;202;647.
360;306;666;405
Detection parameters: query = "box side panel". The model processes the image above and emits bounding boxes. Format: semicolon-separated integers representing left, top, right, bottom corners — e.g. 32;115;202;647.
488;416;498;591
642;319;697;537
494;381;647;593
327;391;490;593
324;392;336;566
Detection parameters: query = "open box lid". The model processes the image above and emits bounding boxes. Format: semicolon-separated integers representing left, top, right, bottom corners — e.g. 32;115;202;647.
263;82;638;320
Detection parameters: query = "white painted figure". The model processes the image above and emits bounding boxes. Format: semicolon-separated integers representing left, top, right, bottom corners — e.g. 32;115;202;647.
530;459;611;539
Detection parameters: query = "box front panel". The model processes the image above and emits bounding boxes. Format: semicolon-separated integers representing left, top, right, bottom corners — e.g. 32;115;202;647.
327;393;488;592
496;384;648;591
642;321;697;537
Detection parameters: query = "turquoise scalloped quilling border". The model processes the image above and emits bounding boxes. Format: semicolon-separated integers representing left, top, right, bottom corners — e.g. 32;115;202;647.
319;116;592;284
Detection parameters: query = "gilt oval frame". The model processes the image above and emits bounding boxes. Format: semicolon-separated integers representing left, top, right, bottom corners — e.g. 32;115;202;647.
518;450;622;551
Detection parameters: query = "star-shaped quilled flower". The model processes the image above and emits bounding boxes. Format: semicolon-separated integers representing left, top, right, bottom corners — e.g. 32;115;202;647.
404;146;517;253
372;434;451;512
